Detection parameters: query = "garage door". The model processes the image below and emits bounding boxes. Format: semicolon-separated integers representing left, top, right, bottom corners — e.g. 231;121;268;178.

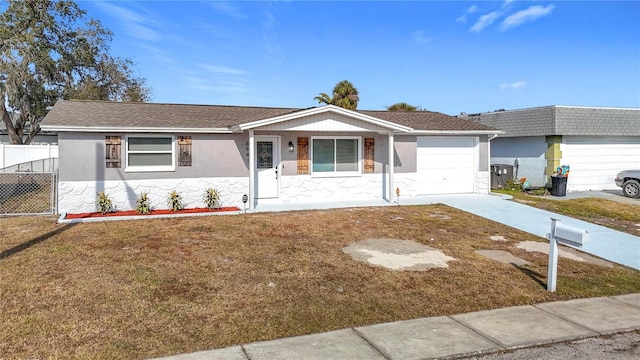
416;137;475;195
562;136;640;191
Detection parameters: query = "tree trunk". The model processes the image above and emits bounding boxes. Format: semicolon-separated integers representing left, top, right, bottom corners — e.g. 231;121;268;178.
1;104;25;144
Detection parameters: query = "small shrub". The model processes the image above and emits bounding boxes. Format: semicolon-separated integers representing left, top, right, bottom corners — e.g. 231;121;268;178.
96;191;113;214
204;188;220;209
136;192;151;214
504;179;522;191
168;190;183;212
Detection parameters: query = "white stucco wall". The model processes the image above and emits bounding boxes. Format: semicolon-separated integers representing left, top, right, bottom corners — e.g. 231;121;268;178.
58;177;249;214
490;136;547;186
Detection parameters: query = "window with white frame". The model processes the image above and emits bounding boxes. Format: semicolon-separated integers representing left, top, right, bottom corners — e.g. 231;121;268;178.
125;135;175;172
311;137;360;175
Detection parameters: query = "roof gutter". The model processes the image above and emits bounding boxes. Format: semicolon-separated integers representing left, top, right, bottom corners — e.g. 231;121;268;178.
406;130;505;136
39;125;233;133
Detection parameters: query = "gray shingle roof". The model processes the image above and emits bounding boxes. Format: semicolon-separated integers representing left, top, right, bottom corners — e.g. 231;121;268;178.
360;110;496;131
40;100;498;133
40;100;301;129
466;106;640;137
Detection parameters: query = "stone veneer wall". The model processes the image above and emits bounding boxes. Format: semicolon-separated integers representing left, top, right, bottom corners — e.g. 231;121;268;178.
59;172;491;214
278;174;388;202
58;177;249;214
475;171;491;194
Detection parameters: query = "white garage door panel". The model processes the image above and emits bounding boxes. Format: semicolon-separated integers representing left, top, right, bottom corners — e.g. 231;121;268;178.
562;136;640;191
416;137;475;195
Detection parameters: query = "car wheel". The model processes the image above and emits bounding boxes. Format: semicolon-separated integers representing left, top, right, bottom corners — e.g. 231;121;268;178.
622;179;640;198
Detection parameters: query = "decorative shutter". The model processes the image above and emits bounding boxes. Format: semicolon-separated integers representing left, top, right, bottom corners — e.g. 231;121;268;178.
105;136;121;168
297;137;309;174
364;138;375;173
178;136;192;166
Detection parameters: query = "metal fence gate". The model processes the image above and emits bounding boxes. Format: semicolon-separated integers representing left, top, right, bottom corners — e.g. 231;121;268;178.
0;159;58;216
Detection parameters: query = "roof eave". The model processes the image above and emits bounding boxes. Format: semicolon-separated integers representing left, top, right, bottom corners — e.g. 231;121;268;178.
39;125;233;133
406;130;505;136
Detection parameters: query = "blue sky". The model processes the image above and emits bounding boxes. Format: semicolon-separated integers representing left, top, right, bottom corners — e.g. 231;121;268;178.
81;0;640;115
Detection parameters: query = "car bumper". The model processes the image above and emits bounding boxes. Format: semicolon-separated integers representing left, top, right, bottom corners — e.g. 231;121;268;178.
615;178;624;187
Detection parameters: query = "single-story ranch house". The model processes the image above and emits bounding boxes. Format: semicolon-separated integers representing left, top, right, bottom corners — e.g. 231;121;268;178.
465;106;640;191
40;100;502;214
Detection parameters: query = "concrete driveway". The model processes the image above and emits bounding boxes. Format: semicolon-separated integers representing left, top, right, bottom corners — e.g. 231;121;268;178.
417;193;640;270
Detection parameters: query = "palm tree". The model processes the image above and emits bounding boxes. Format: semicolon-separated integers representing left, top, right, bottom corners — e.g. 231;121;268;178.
314;80;360;110
386;102;418;111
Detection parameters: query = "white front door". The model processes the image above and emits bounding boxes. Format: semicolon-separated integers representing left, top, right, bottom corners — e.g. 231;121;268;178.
255;136;280;199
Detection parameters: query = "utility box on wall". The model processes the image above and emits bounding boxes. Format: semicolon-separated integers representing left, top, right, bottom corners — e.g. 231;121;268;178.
491;164;514;189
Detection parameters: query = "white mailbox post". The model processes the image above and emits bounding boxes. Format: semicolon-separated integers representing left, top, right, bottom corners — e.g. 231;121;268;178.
547;218;589;292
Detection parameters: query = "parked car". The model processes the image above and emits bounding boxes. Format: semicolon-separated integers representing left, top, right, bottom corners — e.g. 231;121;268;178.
615;170;640;198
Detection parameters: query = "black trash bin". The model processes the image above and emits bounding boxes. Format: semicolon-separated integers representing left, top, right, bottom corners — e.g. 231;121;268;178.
551;175;567;196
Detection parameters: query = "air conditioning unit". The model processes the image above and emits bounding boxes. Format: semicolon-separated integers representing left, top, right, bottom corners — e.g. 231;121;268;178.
491;164;514;189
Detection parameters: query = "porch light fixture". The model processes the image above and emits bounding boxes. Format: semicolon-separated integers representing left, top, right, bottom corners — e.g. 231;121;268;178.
288;141;294;152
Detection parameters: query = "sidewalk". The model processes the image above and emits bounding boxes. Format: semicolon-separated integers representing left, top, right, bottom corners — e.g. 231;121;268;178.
152;294;640;360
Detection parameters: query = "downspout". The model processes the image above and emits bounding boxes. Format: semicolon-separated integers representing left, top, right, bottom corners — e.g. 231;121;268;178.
248;129;255;210
487;134;498;192
388;132;395;203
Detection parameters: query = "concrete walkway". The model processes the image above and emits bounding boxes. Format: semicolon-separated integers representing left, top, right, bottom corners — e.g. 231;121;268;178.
152;294;640;360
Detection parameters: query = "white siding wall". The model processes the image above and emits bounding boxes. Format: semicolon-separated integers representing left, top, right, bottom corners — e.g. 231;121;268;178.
561;136;640;191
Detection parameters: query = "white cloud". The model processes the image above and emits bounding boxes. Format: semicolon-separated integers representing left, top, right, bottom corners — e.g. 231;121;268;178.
456;5;479;23
500;5;555;31
208;2;247;19
470;11;501;32
500;81;527;90
94;2;162;42
412;30;432;43
202;65;247;76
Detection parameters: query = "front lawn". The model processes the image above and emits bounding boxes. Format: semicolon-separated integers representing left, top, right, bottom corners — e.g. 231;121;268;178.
1;205;639;359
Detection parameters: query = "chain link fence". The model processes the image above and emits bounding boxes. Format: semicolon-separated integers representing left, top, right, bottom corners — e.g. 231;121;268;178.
0;158;58;215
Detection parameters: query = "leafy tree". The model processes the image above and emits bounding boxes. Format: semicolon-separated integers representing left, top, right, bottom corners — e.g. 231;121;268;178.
314;80;359;110
0;0;151;144
386;102;418;111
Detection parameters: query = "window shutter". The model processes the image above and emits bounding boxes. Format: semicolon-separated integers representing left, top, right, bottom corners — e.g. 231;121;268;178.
105;136;121;168
297;137;309;174
364;138;375;173
178;136;192;166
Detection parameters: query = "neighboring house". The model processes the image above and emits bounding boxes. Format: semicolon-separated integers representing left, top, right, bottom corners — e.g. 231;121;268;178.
464;106;640;191
40;100;501;214
1;122;58;145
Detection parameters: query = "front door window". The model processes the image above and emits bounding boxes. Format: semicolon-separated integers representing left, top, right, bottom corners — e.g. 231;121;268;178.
257;141;273;169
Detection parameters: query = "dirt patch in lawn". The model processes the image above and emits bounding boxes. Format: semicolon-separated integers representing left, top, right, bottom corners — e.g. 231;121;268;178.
343;238;456;270
516;241;614;268
1;205;638;360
